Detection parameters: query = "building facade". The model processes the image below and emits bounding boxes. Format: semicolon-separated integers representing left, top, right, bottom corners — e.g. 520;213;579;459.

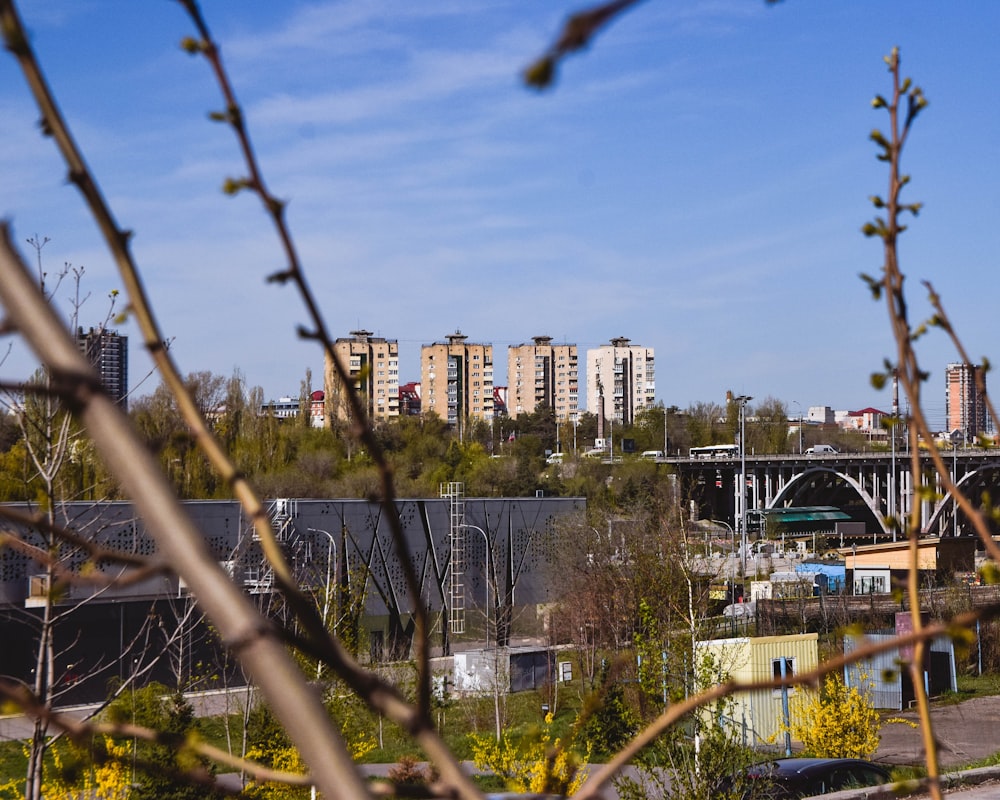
420;331;494;434
945;362;987;440
76;327;128;410
399;382;421;416
507;336;578;421
324;330;399;425
585;337;655;426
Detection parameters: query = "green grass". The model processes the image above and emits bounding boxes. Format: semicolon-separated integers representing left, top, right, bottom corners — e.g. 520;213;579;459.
956;672;1000;698
176;683;588;774
0;740;26;788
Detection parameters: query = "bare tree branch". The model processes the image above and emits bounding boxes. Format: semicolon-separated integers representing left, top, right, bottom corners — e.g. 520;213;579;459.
0;223;373;800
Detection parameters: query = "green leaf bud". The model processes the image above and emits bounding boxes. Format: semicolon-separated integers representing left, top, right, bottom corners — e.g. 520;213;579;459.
524;57;555;90
869;129;890;148
222;177;250;195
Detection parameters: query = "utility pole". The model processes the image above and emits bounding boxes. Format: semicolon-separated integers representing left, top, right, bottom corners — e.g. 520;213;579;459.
729;393;753;578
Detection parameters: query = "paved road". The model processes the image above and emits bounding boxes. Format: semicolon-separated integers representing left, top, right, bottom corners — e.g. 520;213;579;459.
875;694;1000;769
0;687;257;742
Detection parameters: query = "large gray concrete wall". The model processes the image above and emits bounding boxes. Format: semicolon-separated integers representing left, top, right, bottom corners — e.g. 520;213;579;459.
0;496;585;615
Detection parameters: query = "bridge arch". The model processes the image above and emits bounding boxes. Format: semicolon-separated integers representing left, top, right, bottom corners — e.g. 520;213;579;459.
768;467;887;535
924;461;1000;536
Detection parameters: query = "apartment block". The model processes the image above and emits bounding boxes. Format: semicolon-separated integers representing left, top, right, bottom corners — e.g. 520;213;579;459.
323;330;399;425
420;331;493;434
76;326;128;410
945;362;987;439
507;336;578;420
586;337;655;426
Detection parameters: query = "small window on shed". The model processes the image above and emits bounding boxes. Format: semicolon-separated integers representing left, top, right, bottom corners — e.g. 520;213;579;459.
771;657;797;697
772;657;795;681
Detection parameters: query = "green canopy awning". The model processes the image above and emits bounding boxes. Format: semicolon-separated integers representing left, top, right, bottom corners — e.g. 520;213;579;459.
750;506;852;525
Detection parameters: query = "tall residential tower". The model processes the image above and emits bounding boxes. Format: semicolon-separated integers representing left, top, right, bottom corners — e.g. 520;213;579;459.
77;327;128;410
586;337;655;426
421;331;493;435
507;336;578;421
945;362;988;440
324;330;399;425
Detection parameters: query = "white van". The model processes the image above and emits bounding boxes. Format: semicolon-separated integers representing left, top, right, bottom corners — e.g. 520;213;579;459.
805;444;838;455
640;450;665;460
545;452;565;465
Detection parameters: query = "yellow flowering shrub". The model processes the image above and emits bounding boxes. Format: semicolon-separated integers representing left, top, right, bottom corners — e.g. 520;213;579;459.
245;713;376;798
786;672;881;759
469;713;590;796
39;736;133;800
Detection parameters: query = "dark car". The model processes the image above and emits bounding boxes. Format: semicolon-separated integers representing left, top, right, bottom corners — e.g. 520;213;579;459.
740;757;891;798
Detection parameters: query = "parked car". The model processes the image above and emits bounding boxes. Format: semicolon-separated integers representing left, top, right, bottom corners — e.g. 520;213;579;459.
545;452;565;465
722;600;756;620
739;757;891;798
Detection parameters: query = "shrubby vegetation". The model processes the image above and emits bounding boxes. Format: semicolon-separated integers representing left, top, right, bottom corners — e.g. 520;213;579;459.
2;380;847;503
0;2;981;796
785;672;881;759
105;684;223;800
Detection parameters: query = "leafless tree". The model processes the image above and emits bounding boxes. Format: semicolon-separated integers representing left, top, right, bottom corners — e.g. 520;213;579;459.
0;5;997;800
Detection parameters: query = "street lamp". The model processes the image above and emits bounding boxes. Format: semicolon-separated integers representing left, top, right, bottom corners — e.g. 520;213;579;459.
733;394;753;577
703;518;735;560
460;524;493;647
703;519;736;602
308;527;338;678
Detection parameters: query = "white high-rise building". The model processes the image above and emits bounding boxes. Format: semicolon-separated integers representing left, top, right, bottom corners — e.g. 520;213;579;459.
586;337;655;426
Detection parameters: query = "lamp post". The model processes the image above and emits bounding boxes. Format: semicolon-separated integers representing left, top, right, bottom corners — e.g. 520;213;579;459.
733;394;753;577
705;518;735;561
308;527;338;679
460;524;493;647
890;369;899;539
953;440;959;537
705;519;736;602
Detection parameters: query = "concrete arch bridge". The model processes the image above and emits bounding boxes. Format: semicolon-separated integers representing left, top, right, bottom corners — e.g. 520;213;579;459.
671;450;1000;539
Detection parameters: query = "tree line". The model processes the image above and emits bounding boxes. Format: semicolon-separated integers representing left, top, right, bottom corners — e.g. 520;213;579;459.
1;374;874;505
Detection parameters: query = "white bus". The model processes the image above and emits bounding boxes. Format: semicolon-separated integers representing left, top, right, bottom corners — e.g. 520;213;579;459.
689;444;739;459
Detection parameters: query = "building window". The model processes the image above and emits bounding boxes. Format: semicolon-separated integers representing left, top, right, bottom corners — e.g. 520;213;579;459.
772;657;796;696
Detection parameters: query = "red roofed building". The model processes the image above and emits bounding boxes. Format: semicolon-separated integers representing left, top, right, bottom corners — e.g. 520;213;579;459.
839;407;890;443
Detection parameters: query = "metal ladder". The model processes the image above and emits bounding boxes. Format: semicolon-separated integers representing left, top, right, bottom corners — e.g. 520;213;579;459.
441;482;465;634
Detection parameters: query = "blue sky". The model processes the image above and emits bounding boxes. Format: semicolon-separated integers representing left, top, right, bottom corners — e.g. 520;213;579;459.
1;1;998;429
